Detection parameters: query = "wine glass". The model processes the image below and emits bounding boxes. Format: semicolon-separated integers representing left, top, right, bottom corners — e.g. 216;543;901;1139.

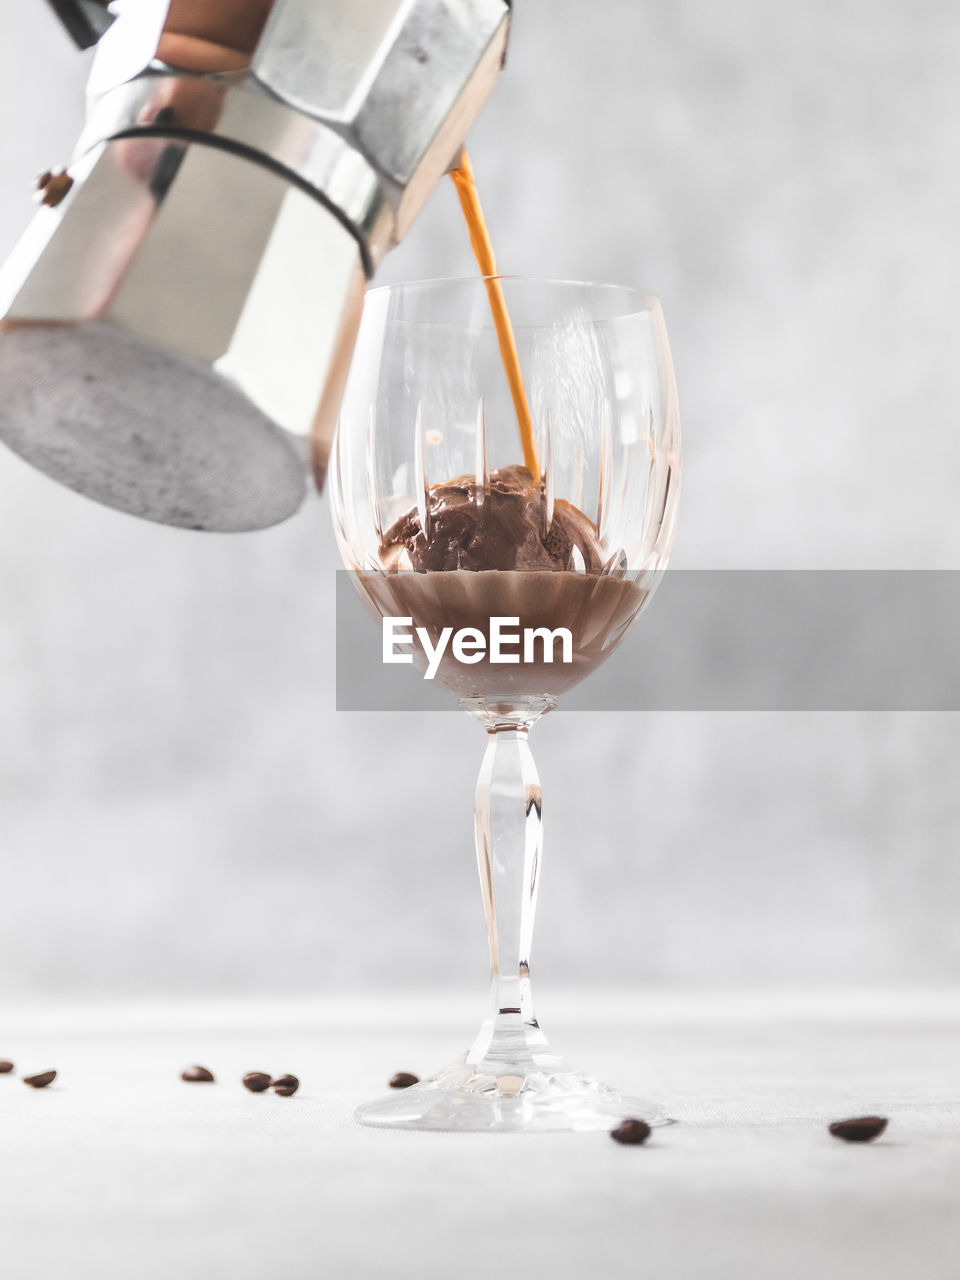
330;277;681;1131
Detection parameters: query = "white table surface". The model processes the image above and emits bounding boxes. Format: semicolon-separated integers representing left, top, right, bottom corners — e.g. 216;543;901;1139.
2;990;958;1279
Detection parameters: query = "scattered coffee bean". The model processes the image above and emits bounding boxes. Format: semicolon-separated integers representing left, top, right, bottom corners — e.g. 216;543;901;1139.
829;1116;888;1143
180;1065;215;1083
389;1072;420;1089
271;1074;299;1097
0;1061;14;1074
242;1072;272;1093
610;1118;652;1145
23;1070;57;1089
497;1075;525;1097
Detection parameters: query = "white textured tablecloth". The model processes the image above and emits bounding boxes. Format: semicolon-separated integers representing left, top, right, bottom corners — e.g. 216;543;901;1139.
1;991;958;1279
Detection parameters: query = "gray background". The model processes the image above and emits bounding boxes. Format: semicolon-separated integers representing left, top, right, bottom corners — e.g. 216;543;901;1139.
1;0;958;999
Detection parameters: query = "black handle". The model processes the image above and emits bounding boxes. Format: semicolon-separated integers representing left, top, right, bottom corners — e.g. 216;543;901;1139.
44;0;115;50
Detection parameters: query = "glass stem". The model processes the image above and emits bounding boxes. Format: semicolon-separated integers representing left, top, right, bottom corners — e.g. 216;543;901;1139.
468;721;549;1068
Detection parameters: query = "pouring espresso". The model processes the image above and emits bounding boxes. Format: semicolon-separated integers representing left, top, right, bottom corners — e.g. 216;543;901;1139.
0;0;512;531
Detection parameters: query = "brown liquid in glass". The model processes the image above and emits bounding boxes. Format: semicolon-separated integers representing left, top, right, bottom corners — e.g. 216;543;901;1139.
365;156;643;698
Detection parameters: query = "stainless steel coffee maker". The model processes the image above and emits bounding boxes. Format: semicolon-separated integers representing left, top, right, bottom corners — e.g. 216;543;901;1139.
0;0;511;530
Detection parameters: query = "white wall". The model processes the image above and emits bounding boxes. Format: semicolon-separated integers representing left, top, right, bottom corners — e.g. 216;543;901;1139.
1;0;958;998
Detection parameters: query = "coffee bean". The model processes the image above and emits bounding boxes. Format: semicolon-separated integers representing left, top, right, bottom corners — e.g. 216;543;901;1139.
23;1070;57;1089
0;1061;14;1074
242;1072;272;1093
829;1116;888;1143
389;1072;420;1089
180;1065;215;1083
497;1075;524;1097
610;1118;652;1145
271;1074;299;1097
36;170;74;208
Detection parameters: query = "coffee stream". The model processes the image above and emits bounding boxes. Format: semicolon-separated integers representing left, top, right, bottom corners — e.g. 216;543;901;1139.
380;151;610;584
450;151;539;478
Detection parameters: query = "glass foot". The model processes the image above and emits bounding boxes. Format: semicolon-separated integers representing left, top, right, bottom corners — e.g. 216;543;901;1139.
355;1051;669;1133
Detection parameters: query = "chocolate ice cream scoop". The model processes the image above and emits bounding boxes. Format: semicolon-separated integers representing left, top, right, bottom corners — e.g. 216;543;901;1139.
381;465;606;573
